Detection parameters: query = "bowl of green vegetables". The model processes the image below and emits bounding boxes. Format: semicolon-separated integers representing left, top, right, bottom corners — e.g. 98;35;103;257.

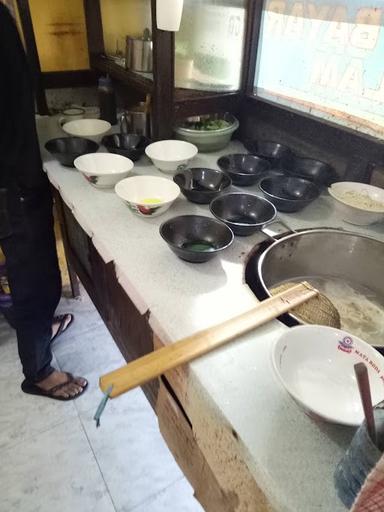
174;113;239;153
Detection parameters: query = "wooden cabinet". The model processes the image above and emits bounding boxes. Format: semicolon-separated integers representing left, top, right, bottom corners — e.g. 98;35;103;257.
82;0;251;139
55;194;158;406
15;0;384;175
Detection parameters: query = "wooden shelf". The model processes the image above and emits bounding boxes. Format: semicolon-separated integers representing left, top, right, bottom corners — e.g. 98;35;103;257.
91;55;241;121
174;90;242;119
90;54;153;94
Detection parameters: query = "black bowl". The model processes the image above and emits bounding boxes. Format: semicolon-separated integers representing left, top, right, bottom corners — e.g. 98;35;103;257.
160;215;234;263
258;176;320;213
45;137;99;167
217;154;271;186
243;140;293;168
173;168;231;204
210;193;276;236
287;156;337;186
102;134;151;162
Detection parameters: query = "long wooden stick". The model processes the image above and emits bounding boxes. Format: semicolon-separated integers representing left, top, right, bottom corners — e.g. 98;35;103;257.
100;282;317;398
354;363;377;445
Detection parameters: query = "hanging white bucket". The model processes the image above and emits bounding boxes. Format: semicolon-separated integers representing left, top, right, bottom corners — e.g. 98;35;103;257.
156;0;184;31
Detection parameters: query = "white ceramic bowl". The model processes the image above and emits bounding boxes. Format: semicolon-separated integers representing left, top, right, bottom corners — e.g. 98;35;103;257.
62;119;111;142
74;153;134;188
145;140;198;174
329;182;384;226
272;325;384;426
115;176;180;217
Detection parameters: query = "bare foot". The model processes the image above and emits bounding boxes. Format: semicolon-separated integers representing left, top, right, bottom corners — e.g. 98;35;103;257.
36;371;87;399
51;314;72;340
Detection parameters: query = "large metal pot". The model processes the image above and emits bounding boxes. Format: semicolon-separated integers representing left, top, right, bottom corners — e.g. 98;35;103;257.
251;228;384;347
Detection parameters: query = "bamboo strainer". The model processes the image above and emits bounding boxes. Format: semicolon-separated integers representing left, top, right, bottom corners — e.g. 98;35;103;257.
270;282;341;328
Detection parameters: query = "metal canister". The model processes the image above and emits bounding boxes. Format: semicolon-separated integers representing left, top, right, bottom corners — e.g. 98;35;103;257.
120;102;150;137
125;28;153;72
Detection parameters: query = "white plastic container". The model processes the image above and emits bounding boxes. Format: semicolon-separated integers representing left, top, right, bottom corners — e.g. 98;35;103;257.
156;0;184;31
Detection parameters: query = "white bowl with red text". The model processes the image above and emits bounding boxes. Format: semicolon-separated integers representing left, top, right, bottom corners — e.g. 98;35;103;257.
272;325;384;426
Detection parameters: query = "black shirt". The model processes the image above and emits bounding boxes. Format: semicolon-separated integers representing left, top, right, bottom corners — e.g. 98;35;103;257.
0;3;45;191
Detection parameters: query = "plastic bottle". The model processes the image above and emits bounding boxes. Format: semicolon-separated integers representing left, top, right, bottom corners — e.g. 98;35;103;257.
98;75;117;125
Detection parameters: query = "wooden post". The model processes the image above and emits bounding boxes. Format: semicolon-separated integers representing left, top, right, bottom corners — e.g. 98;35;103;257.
83;0;104;57
241;0;264;95
52;190;81;299
16;0;48;115
151;0;175;140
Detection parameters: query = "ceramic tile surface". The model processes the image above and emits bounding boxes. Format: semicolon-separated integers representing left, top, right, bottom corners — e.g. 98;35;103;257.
80;389;184;511
0;420;115;512
0;323;78;451
132;479;204;512
53;291;125;414
0;290;200;512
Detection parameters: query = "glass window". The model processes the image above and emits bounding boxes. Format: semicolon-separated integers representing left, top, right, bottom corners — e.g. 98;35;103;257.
175;0;247;91
254;1;384;139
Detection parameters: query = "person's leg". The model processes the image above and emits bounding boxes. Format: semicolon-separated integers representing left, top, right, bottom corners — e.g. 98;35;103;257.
1;187;87;398
1;189;59;380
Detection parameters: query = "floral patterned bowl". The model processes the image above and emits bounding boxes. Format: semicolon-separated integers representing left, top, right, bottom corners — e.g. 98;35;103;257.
115;176;180;217
74;153;134;189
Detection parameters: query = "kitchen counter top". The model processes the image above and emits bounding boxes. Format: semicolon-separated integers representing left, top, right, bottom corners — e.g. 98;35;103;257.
39;116;384;511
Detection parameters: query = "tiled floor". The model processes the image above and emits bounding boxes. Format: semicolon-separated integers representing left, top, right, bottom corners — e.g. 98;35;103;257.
0;290;204;512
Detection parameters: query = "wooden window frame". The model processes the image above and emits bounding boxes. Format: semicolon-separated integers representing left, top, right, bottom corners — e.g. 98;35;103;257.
240;0;384;181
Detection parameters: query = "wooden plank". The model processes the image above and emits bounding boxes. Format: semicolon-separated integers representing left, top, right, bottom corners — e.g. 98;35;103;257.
90;54;153;93
100;283;318;398
155;349;275;512
157;379;274;512
16;0;48;114
242;0;264;94
57;196;158;407
155;337;274;511
150;0;174;140
29;0;89;72
42;69;96;89
153;334;189;406
174;91;242;120
83;0;104;56
53;189;80;298
157;382;234;512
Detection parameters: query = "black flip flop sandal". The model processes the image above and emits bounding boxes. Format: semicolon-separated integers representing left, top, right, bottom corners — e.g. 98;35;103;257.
21;372;88;401
50;313;74;344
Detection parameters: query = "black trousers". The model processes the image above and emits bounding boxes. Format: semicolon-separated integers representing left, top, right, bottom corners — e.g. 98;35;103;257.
0;184;61;382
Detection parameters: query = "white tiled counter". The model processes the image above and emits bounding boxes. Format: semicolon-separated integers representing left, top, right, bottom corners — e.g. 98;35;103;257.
38;116;384;512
